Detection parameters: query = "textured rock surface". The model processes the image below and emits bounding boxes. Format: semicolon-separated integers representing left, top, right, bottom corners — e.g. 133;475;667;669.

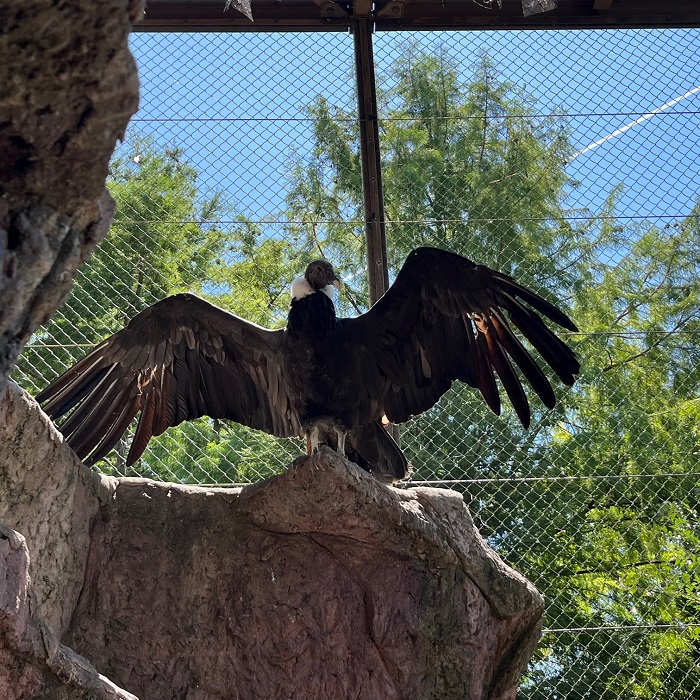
0;382;110;637
0;525;137;700
0;0;141;385
1;381;543;700
0;2;140;695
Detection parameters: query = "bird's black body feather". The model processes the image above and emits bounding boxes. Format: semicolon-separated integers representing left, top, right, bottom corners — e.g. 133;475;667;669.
284;290;346;427
37;247;579;483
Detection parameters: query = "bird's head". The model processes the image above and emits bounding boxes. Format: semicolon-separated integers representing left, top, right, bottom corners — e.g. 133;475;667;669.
305;260;341;293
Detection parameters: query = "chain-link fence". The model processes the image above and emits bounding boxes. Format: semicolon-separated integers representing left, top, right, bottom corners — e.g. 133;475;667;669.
14;27;700;700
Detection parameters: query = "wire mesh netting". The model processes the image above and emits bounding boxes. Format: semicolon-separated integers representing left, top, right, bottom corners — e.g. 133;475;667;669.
14;27;700;699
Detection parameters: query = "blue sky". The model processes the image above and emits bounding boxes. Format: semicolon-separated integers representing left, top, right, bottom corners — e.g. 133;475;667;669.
126;28;700;242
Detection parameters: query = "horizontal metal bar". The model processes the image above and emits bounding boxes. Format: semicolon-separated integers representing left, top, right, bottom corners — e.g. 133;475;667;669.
135;0;700;32
405;473;700;486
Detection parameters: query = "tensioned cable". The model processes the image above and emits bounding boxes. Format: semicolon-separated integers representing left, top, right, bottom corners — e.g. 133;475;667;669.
543;623;700;634
120;471;700;491
128;111;700;123
22;329;700;349
405;473;700;486
114;214;699;225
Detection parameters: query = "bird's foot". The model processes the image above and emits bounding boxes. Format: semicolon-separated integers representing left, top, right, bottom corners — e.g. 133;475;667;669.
335;428;346;458
307;425;322;455
292;454;308;468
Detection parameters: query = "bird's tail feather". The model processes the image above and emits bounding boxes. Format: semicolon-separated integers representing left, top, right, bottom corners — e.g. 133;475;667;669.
346;421;408;484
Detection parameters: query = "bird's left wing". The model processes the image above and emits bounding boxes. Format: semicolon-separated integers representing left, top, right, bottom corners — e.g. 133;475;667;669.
342;247;580;428
36;294;301;466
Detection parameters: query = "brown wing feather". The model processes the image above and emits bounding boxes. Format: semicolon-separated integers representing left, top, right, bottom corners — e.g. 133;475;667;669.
37;294;301;466
477;313;529;427
345;247;579;425
87;397;143;465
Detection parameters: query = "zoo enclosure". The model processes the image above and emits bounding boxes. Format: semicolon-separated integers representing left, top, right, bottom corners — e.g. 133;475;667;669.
15;1;700;699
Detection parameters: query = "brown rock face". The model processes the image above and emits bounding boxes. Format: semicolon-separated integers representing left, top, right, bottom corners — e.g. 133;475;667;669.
0;0;141;385
1;381;543;700
0;526;137;700
0;3;139;695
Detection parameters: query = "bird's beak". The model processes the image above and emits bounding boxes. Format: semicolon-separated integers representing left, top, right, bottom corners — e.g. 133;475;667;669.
332;277;342;292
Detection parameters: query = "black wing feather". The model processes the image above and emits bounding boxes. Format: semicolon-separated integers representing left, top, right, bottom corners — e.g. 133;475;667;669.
488;308;557;409
37;294;300;466
478;313;530;427
90;397;143;465
345;247;579;426
474;325;501;417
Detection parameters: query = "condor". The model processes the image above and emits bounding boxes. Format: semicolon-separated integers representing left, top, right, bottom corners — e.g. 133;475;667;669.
37;247;579;483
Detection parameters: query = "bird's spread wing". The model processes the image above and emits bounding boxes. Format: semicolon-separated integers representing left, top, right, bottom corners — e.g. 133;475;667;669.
343;247;580;427
37;294;301;466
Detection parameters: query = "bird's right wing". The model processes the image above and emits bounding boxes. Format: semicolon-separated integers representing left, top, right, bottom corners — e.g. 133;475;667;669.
37;294;302;466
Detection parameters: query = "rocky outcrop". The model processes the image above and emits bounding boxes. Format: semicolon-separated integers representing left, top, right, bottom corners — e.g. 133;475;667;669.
0;0;142;386
0;3;140;695
1;381;543;700
0;525;136;700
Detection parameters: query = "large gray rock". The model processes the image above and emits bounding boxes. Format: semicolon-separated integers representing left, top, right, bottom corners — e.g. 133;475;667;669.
1;381;543;700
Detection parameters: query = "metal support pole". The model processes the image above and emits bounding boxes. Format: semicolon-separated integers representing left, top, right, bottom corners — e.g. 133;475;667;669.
352;7;400;448
352;11;389;306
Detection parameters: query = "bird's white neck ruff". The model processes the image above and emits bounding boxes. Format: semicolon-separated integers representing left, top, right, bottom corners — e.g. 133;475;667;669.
291;277;336;301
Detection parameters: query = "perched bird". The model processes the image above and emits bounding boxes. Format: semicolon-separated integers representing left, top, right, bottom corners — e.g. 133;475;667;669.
37;247;579;483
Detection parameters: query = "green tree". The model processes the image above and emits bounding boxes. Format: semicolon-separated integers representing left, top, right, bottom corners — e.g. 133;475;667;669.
17;136;229;390
286;48;579;301
17;137;306;484
281;45;700;700
285;47;581;475
518;199;700;700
